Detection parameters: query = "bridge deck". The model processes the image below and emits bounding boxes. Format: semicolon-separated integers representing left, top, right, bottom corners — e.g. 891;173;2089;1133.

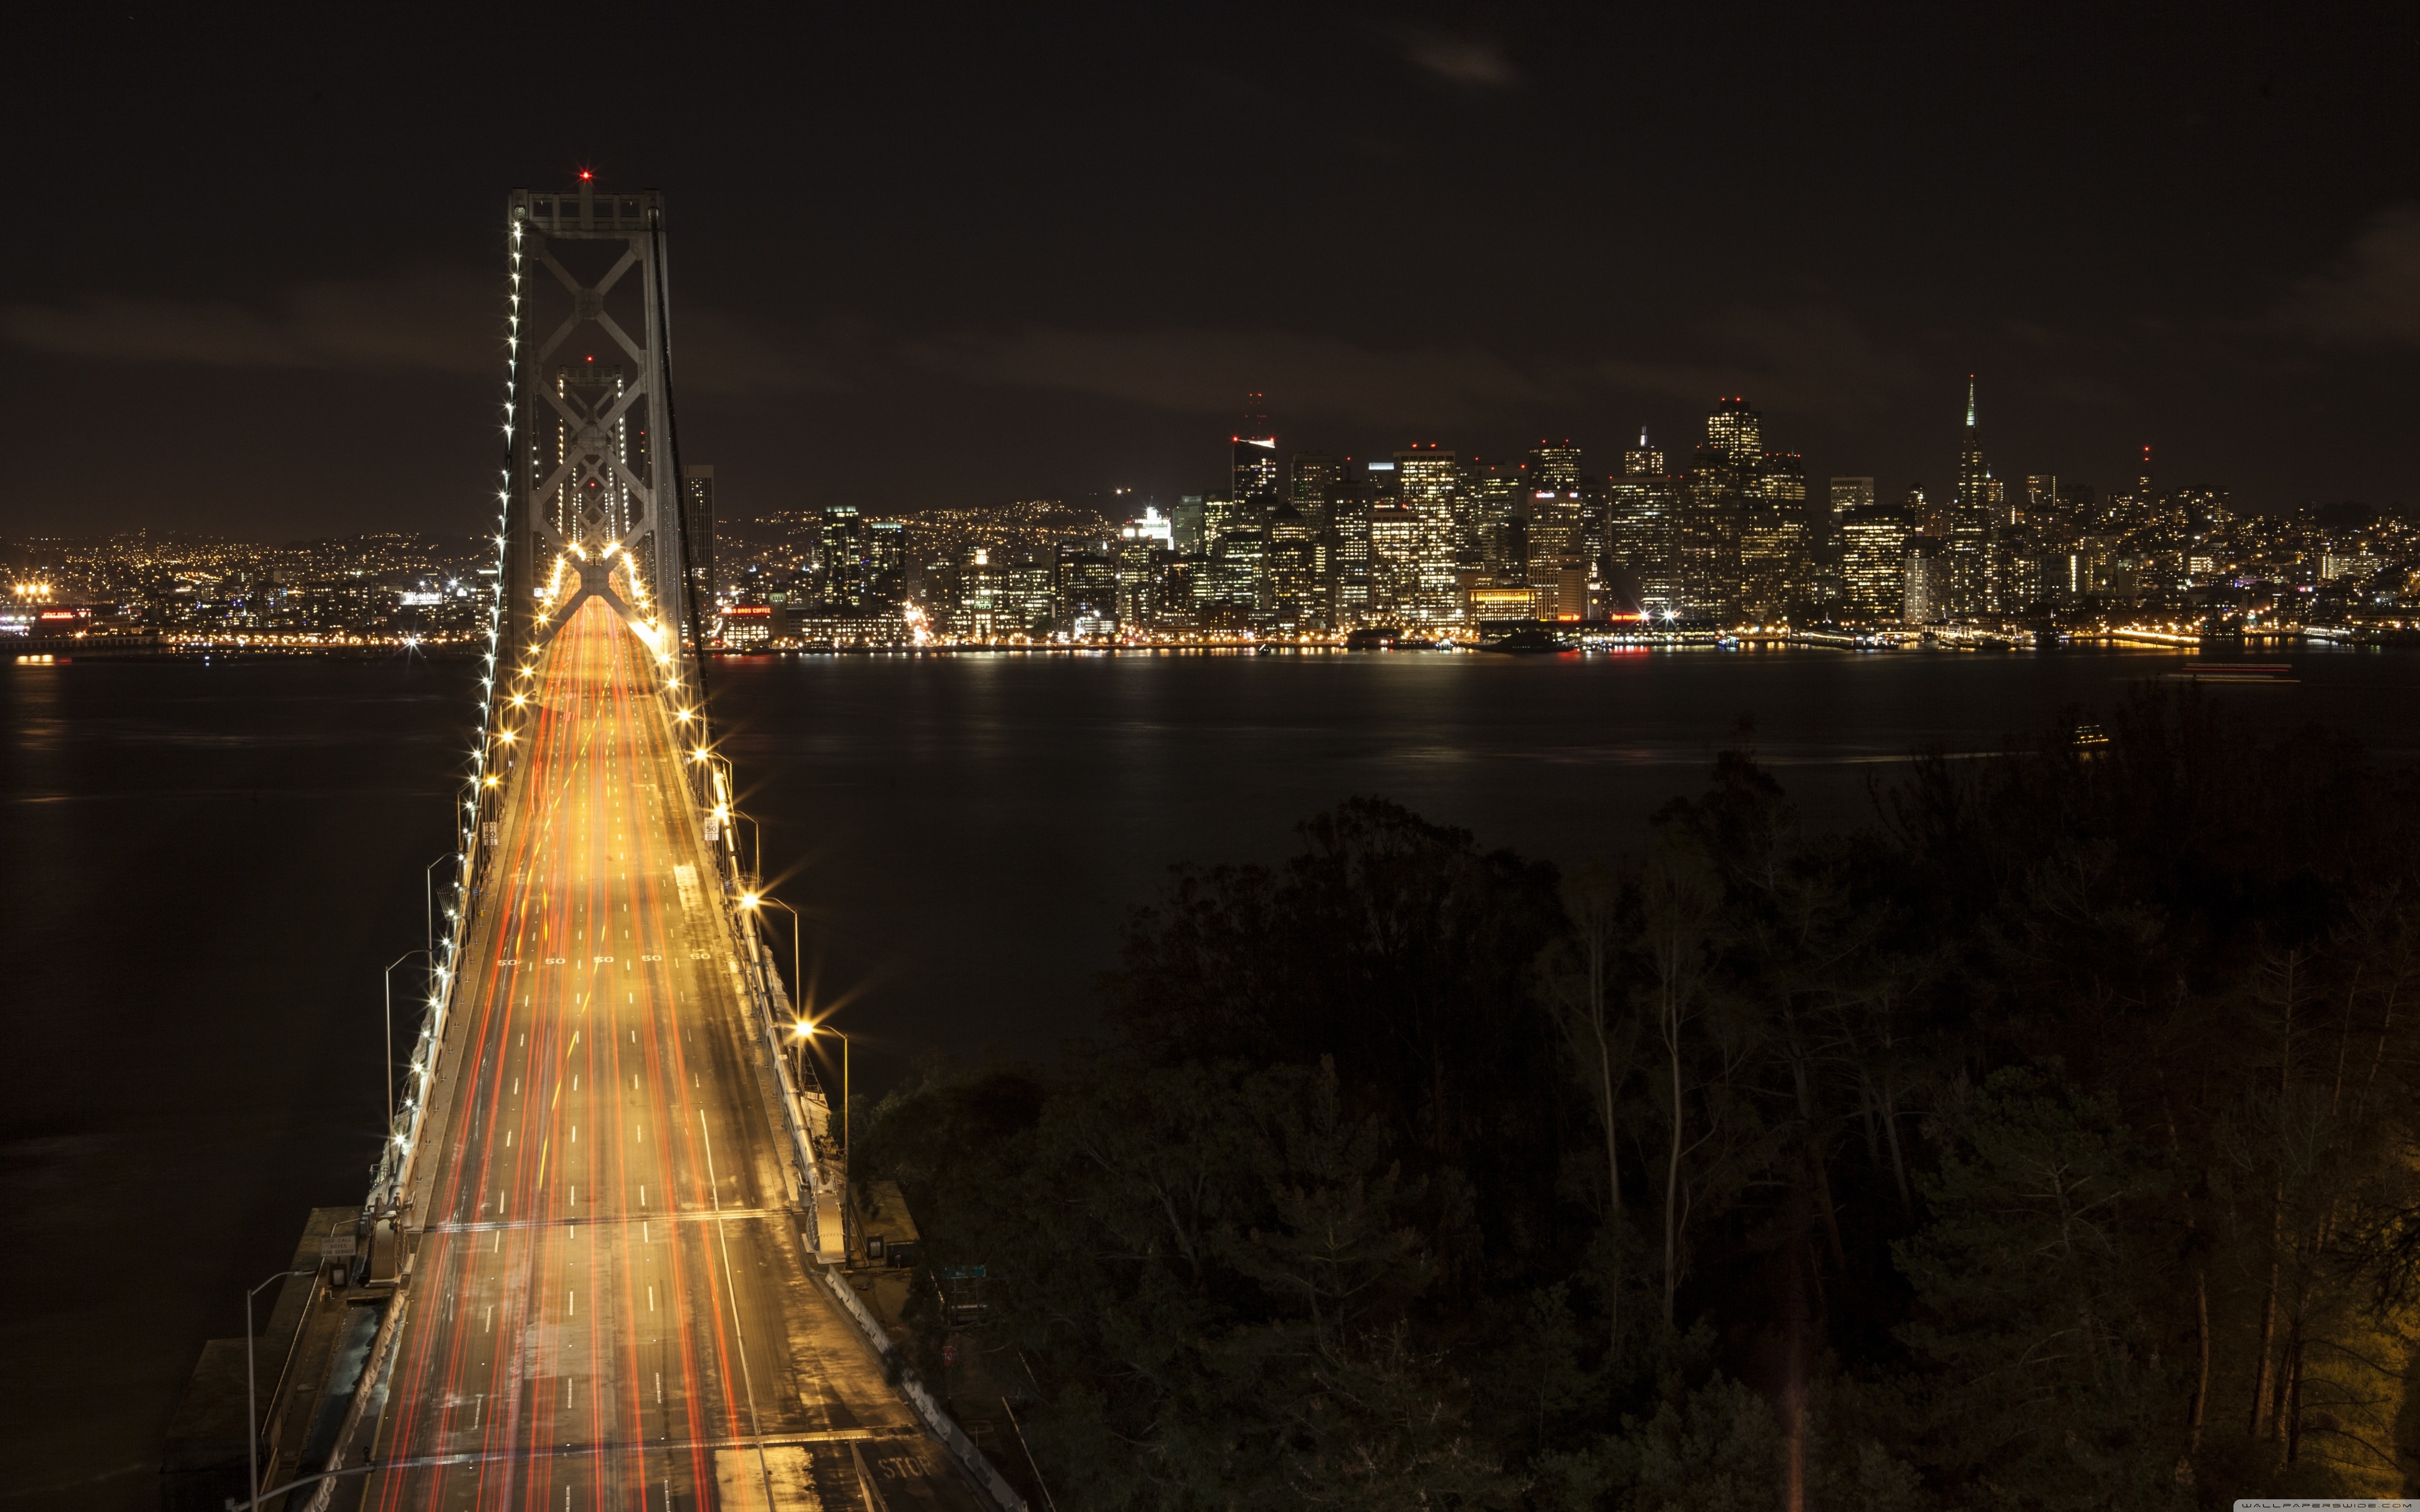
360;598;976;1512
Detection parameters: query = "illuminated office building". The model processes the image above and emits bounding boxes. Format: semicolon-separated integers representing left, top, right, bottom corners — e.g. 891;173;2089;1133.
1840;502;1908;621
1524;487;1587;621
1466;464;1523;584
1056;548;1118;635
1948;378;2003;617
1232;395;1279;510
1396;447;1462;621
1530;439;1584;493
1903;535;1947;625
1264;504;1318;629
1622;426;1665;479
1367;500;1424;623
1329;472;1374;625
1706;397;1762;468
1290;452;1343;531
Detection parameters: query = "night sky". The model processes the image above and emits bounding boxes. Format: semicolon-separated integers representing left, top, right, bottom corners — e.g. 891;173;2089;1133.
9;5;2420;540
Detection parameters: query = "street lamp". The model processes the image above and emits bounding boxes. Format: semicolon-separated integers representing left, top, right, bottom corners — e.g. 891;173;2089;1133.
244;1266;313;1507
746;894;800;1005
423;853;454;961
383;951;432;1131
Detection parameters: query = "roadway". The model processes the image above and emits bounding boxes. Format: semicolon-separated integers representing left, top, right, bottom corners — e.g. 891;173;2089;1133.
356;595;977;1512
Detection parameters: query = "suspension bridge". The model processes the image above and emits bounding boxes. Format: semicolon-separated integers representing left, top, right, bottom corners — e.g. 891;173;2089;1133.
164;180;1020;1512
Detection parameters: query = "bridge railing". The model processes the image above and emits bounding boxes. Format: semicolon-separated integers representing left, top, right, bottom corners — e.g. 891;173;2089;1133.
365;227;533;1229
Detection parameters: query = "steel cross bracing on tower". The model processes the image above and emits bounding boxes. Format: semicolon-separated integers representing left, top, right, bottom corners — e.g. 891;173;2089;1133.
502;179;696;669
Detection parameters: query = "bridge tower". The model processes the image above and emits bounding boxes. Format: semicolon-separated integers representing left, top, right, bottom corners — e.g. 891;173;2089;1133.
501;176;700;665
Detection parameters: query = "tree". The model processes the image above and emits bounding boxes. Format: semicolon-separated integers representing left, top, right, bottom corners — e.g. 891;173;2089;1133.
1893;1066;2189;1510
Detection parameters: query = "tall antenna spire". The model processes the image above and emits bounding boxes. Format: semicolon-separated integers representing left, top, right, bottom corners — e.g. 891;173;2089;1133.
1965;375;1977;428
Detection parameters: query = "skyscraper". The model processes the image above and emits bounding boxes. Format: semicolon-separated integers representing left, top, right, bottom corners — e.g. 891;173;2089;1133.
1525;485;1586;621
1119;508;1173;628
1840;500;1908;622
1329;469;1374;626
1530;439;1584;493
867;519;906;613
1367;499;1422;624
817;504;869;612
1264;504;1317;630
1735;450;1812;619
1903;534;1947;625
1679;402;1756;621
1948;378;2000;619
1172;495;1208;555
1623;426;1666;479
1290;452;1344;532
1465;463;1523;585
1396;447;1462;622
1706;397;1762;468
1231;395;1279;511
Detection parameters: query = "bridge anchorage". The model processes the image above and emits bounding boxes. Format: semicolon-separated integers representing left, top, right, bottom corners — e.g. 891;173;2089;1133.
164;180;1027;1512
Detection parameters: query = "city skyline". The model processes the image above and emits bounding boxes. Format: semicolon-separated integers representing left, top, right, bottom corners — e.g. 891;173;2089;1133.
17;376;2418;648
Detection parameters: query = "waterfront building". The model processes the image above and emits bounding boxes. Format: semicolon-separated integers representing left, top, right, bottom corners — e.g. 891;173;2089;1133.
1329;473;1374;625
1840;502;1909;621
1115;532;1161;627
1609;430;1680;616
1466;464;1523;586
1200;524;1262;628
1903;535;1947;625
1525;486;1587;621
1948;379;2004;617
1680;409;1751;621
867;519;906;611
1737;499;1808;623
1368;500;1422;624
1397;447;1463;622
817;505;870;612
1264;504;1318;629
1057;548;1118;636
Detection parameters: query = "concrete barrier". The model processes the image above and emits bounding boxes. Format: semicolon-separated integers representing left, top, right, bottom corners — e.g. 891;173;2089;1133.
818;1268;1029;1512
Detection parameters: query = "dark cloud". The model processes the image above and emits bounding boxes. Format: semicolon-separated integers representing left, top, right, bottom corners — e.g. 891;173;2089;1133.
0;271;493;375
0;271;821;398
1588;307;1926;419
2269;205;2420;346
904;306;1920;434
902;325;1560;426
1392;26;1517;90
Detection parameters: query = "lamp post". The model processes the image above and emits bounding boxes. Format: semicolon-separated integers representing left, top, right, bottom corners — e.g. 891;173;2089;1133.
383;951;432;1132
744;894;799;1005
244;1267;312;1507
423;853;454;961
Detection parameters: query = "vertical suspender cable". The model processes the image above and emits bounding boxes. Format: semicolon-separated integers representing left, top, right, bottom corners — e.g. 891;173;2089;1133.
649;209;712;727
